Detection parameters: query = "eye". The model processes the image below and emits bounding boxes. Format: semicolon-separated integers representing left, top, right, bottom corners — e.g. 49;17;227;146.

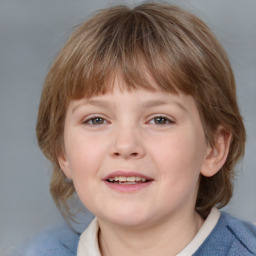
83;116;107;125
148;116;174;125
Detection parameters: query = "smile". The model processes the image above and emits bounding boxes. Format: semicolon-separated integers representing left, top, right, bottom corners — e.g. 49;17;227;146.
107;176;148;184
103;171;154;192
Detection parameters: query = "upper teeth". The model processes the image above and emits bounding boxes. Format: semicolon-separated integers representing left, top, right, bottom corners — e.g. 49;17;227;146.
108;176;147;182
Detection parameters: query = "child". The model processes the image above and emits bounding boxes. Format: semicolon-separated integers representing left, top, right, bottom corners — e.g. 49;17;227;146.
31;2;256;256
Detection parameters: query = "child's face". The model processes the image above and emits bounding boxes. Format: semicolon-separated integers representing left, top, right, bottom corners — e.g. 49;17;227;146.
59;80;212;227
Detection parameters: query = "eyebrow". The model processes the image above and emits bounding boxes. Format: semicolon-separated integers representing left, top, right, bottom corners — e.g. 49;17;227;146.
72;98;187;113
140;100;187;112
72;99;112;113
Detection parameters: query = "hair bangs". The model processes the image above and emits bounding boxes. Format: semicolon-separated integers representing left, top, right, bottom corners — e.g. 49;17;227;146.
61;6;189;102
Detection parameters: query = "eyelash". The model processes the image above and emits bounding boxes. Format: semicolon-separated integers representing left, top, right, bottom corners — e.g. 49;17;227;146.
82;116;108;125
82;115;174;126
148;115;174;125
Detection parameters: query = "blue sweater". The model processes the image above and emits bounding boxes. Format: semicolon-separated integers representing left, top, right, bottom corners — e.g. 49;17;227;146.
25;212;256;256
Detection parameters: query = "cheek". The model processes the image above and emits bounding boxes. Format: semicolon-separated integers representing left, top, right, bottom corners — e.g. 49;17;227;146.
152;132;204;181
65;132;106;179
64;134;106;209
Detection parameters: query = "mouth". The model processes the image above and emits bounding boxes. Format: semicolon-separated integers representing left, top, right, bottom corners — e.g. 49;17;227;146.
103;171;154;192
106;176;151;185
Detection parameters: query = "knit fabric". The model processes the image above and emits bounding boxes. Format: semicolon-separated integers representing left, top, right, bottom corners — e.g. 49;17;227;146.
25;226;79;256
25;211;256;256
193;212;256;256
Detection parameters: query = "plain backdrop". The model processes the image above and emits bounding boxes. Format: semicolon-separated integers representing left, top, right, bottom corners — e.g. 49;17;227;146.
0;0;256;255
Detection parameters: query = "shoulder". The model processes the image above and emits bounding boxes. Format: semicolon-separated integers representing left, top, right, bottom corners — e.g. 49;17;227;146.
222;212;256;254
24;226;80;256
194;211;256;256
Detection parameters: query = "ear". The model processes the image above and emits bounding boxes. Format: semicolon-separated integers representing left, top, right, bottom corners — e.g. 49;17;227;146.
58;154;72;179
201;126;232;177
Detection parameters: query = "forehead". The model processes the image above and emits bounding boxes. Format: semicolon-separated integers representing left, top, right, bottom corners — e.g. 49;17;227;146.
68;70;180;101
69;82;197;116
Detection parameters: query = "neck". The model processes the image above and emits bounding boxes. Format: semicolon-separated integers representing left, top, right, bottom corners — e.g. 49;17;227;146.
98;210;204;256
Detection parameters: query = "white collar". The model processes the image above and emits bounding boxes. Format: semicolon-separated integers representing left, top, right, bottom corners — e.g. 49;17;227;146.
77;208;220;256
77;218;101;256
176;207;220;255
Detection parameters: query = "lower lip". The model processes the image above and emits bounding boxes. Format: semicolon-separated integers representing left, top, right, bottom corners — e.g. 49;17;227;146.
103;180;153;192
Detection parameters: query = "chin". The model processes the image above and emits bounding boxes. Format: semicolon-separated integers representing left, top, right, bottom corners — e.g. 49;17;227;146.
111;217;150;227
99;208;152;227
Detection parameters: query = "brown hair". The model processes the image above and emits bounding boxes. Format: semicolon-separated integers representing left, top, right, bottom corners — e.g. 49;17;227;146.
36;2;246;219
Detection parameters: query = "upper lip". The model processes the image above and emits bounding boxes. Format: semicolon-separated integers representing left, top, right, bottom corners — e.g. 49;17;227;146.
103;170;153;181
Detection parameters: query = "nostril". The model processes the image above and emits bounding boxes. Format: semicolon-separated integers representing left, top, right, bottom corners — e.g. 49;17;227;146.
112;151;139;158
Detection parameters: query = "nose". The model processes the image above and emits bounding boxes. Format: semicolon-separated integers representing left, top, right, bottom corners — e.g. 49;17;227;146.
110;126;145;159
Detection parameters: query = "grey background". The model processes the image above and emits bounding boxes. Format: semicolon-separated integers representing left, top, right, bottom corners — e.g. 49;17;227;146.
0;0;255;255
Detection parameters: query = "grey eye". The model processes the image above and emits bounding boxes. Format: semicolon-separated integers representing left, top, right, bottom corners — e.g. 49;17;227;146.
153;117;169;125
84;117;107;125
90;117;105;125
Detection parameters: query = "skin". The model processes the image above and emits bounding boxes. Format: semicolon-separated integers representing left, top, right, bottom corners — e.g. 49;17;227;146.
58;79;231;256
